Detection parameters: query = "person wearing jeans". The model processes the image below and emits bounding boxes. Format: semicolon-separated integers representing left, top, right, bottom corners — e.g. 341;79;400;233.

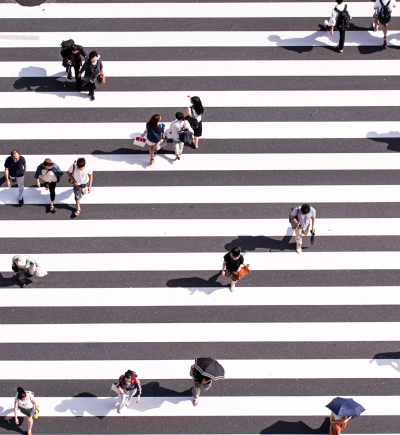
290;204;316;254
34;158;63;212
116;370;141;413
67;157;93;217
169;112;193;160
12;254;40;288
4;150;26;207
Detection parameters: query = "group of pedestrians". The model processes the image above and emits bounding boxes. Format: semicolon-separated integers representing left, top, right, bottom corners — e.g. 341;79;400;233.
325;0;395;52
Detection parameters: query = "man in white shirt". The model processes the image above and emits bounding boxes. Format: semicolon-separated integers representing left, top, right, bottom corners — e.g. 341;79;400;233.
373;0;396;46
324;0;352;53
290;204;316;254
67;157;93;217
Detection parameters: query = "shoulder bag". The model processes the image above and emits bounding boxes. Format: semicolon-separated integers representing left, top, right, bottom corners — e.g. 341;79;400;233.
184;107;199;130
68;161;76;185
232;264;251;281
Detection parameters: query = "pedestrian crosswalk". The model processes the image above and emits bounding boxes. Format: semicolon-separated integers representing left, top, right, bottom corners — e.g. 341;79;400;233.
1;0;400;434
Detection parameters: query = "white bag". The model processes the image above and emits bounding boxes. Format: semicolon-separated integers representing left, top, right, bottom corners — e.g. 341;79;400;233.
35;266;48;278
134;137;147;147
111;383;121;395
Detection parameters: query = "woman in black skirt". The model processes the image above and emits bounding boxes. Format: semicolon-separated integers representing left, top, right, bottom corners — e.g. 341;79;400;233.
14;387;39;435
184;96;204;149
222;247;244;292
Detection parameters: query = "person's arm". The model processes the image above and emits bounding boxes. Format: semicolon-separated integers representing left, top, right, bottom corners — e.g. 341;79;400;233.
78;62;87;78
67;169;78;186
186;121;194;133
88;174;93;194
291;208;301;227
183;108;190;117
311;217;316;231
5;167;10;187
190;364;197;381
135;378;141;403
141;128;148;138
80;46;88;61
14;401;19;425
222;261;227;276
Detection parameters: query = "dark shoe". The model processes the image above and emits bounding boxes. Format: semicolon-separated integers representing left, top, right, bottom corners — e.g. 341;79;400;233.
90;93;95;101
20;282;25;288
67;72;72;80
383;39;387;47
19;198;24;207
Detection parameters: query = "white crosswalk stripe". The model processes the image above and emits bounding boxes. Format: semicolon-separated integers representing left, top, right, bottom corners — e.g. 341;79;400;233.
1;1;399;434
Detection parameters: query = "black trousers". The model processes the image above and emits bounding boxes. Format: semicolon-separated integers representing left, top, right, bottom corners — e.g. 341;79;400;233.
338;30;346;50
81;81;96;95
48;181;57;202
66;63;81;86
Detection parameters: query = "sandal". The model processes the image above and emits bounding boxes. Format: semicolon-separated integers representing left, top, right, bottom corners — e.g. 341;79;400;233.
50;204;54;211
74;209;81;216
150;159;154;165
193;399;199;407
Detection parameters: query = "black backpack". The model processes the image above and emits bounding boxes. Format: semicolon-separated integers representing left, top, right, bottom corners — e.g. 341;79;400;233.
60;39;74;58
334;5;351;31
378;0;392;25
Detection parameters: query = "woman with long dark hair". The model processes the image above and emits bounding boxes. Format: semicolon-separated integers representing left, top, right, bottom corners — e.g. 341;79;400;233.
184;96;204;149
141;114;168;165
115;369;142;413
14;387;39;435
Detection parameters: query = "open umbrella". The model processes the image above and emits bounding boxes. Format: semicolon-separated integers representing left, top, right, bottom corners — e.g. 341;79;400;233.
310;229;316;245
326;397;365;418
194;357;225;380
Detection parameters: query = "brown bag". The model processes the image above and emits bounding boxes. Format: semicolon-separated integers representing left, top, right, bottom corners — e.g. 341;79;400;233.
97;74;106;85
233;264;251;281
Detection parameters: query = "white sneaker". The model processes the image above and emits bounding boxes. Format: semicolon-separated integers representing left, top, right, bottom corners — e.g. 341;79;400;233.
372;22;378;32
324;20;329;27
125;400;131;407
296;245;302;254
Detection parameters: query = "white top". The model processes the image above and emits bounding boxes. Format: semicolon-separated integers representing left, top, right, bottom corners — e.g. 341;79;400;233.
291;206;316;228
68;164;93;185
169;119;194;140
188;106;202;122
328;3;352;27
15;393;34;409
374;0;396;11
40;168;57;183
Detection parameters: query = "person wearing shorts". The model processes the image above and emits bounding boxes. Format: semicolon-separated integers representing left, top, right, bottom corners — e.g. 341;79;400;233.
14;387;39;435
373;0;396;46
67;157;93;217
222;247;244;292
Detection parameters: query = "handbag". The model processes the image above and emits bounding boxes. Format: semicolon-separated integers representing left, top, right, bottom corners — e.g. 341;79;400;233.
179;130;193;143
68;161;76;185
97;73;106;85
35;266;48;278
233;264;251;281
134;137;147;147
184;107;199;130
111;382;121;395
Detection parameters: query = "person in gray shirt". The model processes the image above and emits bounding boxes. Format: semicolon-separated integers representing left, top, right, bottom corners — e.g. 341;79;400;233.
12;254;40;288
290;204;316;254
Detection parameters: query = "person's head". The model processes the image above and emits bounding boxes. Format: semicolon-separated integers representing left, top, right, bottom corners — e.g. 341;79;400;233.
17;255;27;268
42;158;53;169
336;0;343;3
175;112;184;121
89;51;99;64
190;96;204;115
148;114;161;129
71;44;78;54
301;204;311;215
76;158;86;171
124;370;135;381
17;387;26;401
10;150;19;162
230;247;241;257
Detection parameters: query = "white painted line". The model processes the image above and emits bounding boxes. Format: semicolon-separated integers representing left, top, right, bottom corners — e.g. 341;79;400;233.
3;218;400;238
1;122;400;140
0;31;399;48
0;359;399;380
0;2;395;19
4;60;400;78
0;323;399;343
0;185;399;205
1;287;400;307
10;153;400;171
4;90;400;109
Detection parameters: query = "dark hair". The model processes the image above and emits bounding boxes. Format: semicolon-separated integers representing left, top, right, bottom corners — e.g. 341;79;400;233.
301;204;311;214
191;96;204;115
336;0;343;3
17;387;26;400
125;370;135;379
71;44;78;52
230;247;241;256
148;114;161;130
77;157;86;168
11;150;18;156
175;112;184;121
89;51;98;60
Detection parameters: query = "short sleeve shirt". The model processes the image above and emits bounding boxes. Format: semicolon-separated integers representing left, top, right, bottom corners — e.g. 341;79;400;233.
375;0;396;12
291;206;316;228
68;164;92;185
188;106;202;122
4;156;26;178
223;253;244;272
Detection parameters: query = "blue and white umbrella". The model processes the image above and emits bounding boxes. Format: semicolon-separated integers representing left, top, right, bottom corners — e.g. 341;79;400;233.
326;397;365;418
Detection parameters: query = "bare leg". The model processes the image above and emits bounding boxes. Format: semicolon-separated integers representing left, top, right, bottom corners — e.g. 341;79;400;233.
383;23;388;38
27;416;33;433
149;145;155;163
230;280;236;292
75;199;81;216
193;137;200;149
374;18;379;30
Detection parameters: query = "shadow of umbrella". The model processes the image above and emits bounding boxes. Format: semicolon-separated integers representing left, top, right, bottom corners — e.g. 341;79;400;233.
370;352;400;372
367;131;400;152
261;418;330;434
54;392;115;420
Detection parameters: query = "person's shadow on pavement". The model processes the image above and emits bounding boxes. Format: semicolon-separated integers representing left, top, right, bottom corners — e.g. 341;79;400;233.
261;417;330;434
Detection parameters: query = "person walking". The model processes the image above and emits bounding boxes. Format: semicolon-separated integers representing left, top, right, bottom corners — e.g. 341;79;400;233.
169;112;194;160
329;412;352;435
290;204;316;254
78;51;104;101
4;150;26;207
190;363;213;407
34;158;63;212
115;370;142;413
12;255;40;288
14;387;39;435
62;43;88;86
222;247;244;292
372;0;396;46
67;158;93;217
324;0;352;53
141;114;168;165
184;96;204;149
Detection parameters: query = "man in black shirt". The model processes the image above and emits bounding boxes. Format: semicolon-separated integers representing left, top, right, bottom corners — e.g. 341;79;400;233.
62;44;88;86
4;150;27;206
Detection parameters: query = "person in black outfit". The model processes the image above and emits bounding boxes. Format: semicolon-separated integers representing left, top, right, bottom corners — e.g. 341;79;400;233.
78;51;104;101
222;247;244;292
190;364;212;407
62;44;88;86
